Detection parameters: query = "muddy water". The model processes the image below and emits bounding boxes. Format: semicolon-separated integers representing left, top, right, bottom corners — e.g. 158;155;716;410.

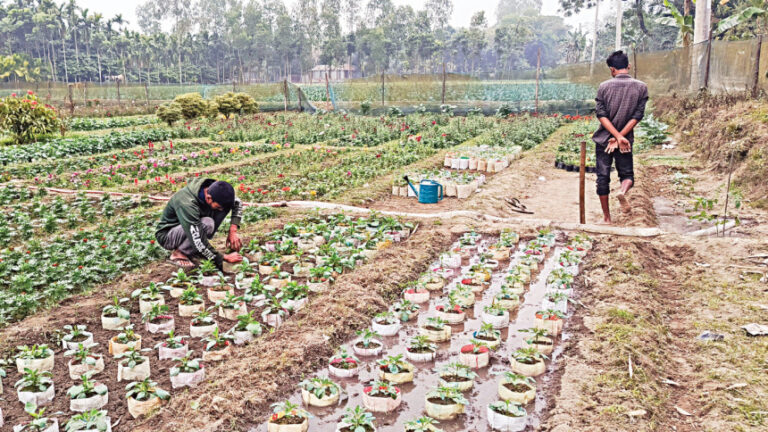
264;235;572;431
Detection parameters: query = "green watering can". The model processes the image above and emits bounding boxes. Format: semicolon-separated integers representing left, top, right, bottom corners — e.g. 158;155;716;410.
404;176;443;204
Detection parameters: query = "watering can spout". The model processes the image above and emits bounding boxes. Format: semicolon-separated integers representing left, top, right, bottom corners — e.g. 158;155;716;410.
403;175;419;198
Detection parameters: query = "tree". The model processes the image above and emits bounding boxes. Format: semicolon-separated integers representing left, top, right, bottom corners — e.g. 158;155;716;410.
657;0;693;46
716;0;768;36
497;0;543;18
0;54;42;82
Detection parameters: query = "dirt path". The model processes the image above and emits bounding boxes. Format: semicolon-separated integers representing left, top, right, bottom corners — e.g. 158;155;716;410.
369;124;654;227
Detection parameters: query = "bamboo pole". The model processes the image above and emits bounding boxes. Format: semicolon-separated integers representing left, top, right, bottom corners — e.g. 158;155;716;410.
535;47;541;113
579;140;587;224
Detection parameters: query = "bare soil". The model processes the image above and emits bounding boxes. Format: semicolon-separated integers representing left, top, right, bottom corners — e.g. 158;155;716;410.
368;124;655;227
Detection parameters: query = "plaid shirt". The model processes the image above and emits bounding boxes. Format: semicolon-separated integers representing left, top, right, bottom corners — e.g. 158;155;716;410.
592;74;649;146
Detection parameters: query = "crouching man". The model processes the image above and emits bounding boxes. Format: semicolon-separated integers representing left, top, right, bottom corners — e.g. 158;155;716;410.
155;178;244;270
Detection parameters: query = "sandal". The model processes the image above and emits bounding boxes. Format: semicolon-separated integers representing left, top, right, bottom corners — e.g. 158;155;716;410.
505;197;534;214
169;257;196;270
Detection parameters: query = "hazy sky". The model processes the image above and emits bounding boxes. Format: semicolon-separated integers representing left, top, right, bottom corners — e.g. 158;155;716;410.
58;0;615;32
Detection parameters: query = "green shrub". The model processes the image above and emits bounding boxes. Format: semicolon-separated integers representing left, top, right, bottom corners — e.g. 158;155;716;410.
360;100;372;115
495;103;517;118
0;91;61;144
214;92;259;119
387;106;403;117
156;102;183;126
173;92;217;120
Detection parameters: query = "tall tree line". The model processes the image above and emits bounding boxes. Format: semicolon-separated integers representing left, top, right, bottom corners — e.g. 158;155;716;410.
1;0;593;84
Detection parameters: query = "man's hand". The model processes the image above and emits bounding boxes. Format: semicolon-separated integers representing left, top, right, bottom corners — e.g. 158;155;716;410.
226;225;242;252
223;252;243;263
618;138;632;153
605;138;619;154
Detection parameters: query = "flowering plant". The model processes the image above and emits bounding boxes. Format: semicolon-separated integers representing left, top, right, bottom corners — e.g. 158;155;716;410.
363;380;401;399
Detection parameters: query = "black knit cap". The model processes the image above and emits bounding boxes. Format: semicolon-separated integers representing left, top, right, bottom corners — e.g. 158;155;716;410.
207;180;235;208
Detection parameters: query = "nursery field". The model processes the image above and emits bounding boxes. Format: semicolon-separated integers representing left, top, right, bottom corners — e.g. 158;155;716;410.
0;101;767;432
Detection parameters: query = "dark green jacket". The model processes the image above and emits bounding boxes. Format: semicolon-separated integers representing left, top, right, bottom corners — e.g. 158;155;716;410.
155;177;242;268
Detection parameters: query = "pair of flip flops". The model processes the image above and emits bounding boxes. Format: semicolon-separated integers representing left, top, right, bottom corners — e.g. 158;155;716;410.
505;197;534;214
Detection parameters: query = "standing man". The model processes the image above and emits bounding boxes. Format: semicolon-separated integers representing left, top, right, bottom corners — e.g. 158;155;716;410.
593;50;648;224
156;178;244;269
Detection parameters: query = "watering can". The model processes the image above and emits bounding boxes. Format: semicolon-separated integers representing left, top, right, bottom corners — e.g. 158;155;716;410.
404;176;443;204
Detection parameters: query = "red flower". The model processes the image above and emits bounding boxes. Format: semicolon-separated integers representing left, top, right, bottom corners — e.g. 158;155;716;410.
363;386;373;393
83;238;88;243
150;240;156;244
282;187;290;192
432;120;436;125
10;93;16;97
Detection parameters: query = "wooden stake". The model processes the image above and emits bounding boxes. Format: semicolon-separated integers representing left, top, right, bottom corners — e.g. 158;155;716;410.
67;84;75;115
535;47;541;113
116;79;121;107
633;45;638;79
144;82;149;106
381;71;385;106
579;140;587;224
721;146;736;237
325;71;331;108
442;62;447;105
752;35;763;98
283;78;288;112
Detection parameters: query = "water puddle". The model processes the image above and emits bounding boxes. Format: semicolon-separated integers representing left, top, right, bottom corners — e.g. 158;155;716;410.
653;197;750;236
261;233;581;431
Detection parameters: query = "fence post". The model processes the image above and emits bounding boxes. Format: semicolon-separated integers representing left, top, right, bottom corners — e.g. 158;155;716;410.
283;78;289;112
116;79;121;106
46;81;51;101
633;44;638;79
144;82;150;106
534;47;541;114
704;28;714;89
381;71;385;106
297;85;303;112
442;62;446;105
67;84;75;115
752;35;763;98
83;82;87;106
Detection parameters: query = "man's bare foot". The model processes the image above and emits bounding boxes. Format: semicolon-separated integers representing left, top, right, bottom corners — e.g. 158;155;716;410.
616;191;631;214
169;250;195;269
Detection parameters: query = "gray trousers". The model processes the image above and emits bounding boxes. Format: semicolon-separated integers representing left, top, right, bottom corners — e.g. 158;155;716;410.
161;213;226;258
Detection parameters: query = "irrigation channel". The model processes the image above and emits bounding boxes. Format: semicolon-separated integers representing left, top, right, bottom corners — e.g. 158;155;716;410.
262;231;589;431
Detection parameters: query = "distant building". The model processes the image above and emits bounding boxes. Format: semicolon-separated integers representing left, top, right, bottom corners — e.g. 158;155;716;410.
304;64;356;83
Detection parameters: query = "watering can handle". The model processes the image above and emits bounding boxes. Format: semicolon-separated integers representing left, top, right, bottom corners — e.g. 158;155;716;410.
403;175;419;198
438;183;443;201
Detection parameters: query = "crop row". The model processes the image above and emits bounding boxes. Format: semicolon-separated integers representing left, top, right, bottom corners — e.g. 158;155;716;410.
474;114;566;150
31;141;281;190
293;81;597;103
0;130;173;167
66;115;159;131
0;212;415;430
168;112;467;147
261;230;593;431
4;139;258;179
0;190;142;249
